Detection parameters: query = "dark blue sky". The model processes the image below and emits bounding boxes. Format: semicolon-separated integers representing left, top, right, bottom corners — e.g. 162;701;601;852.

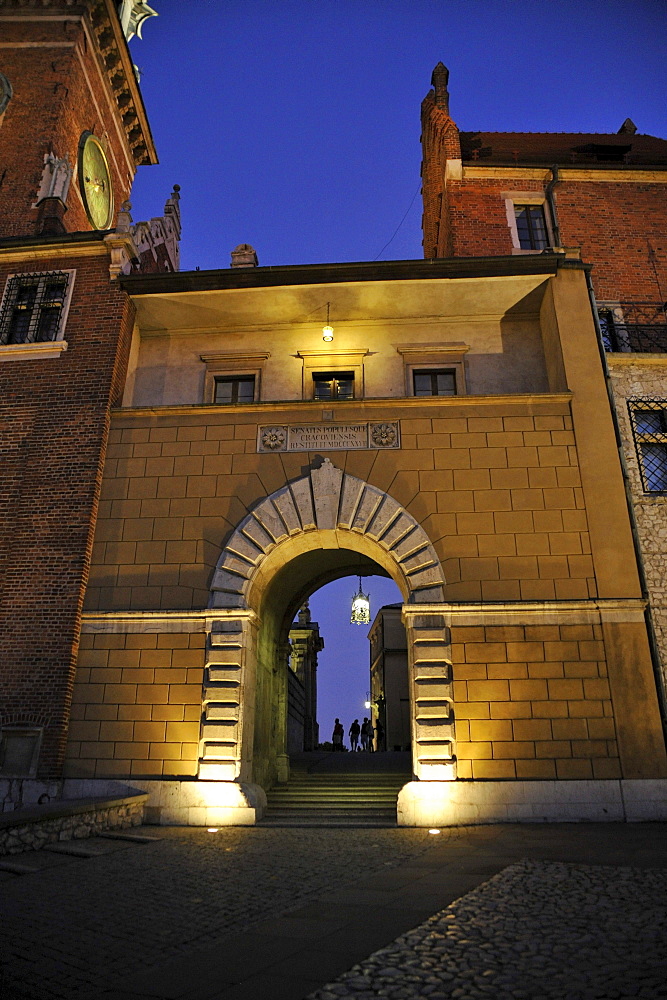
130;0;667;270
127;0;666;739
309;576;402;744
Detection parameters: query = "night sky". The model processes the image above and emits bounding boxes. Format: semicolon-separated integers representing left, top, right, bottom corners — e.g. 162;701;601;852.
126;0;666;739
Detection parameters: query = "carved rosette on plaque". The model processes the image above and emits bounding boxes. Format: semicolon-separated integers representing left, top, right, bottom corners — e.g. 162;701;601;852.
257;422;400;453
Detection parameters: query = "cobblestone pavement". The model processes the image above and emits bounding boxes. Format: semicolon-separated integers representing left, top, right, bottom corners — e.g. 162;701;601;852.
2;823;667;1000
309;859;667;1000
0;826;434;1000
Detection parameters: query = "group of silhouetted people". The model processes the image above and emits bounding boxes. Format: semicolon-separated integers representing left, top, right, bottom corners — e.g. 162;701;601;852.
332;717;384;751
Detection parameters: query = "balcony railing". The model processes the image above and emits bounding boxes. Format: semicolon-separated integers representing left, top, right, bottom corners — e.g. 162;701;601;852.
599;303;667;354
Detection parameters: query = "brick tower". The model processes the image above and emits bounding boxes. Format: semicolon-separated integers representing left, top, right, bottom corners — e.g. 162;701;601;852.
0;0;168;782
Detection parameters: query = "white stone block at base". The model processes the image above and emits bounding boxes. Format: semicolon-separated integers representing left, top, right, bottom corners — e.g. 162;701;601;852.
62;778;267;826
621;779;667;821
395;779;663;826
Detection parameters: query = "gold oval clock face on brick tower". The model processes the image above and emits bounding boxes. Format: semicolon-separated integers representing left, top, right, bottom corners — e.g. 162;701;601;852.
78;132;113;230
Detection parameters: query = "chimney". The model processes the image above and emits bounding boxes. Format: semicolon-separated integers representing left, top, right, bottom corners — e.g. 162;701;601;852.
231;243;258;268
431;62;450;115
618;118;637;135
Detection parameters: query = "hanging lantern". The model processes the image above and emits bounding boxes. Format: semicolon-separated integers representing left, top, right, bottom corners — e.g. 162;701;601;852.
322;302;334;343
350;576;370;625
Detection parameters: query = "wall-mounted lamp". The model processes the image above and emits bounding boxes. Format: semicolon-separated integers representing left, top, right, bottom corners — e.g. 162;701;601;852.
322;302;334;343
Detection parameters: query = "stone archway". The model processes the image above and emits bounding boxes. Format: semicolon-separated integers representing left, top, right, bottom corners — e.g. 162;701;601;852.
209;458;445;609
200;460;456;792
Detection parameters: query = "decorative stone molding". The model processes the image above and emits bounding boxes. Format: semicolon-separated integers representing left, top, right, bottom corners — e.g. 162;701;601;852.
33;152;73;205
257;422;402;453
210;459;446;608
87;0;157;166
104;230;139;279
130;185;181;272
402;606;456;780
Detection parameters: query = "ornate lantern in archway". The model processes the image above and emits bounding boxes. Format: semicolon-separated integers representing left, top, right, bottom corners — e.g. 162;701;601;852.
350;576;370;625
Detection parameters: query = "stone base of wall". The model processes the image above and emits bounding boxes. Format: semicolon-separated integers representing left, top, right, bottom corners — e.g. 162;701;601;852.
63;778;267;826
397;779;667;826
2;777;65;812
0;792;147;855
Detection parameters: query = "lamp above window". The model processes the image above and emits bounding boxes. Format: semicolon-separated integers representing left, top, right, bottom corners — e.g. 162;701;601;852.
322;302;334;343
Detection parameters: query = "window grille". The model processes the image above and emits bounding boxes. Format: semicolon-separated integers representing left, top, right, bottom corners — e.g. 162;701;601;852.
628;399;667;493
0;271;70;346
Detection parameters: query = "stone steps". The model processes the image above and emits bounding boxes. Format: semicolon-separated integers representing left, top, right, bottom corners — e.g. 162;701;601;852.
260;755;411;827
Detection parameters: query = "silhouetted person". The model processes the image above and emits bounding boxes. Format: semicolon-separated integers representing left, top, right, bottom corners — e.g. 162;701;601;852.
367;717;375;752
360;717;370;751
332;718;344;751
349;718;360;751
376;718;385;751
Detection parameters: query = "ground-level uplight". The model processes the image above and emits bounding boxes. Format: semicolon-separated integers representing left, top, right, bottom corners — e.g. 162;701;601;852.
207;828;219;833
428;828;441;835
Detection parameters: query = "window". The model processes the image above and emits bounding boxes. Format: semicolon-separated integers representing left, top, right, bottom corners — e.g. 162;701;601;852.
0;726;42;777
312;371;354;400
398;344;468;397
629;401;667;493
514;205;549;250
214;375;256;404
0;271;72;346
201;351;268;404
413;369;457;397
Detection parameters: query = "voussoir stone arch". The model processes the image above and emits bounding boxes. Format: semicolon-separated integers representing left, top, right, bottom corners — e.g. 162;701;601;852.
209;458;445;608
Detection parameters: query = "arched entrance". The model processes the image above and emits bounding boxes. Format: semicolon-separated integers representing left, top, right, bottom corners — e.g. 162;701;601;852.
201;459;456;794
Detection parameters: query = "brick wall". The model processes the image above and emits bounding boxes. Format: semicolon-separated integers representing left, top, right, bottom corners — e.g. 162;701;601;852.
0;248;135;776
420;100;667;302
0;13;135;237
445;177;667;302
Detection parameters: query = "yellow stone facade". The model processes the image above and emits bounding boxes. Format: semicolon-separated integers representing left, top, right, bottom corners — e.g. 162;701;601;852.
62;256;667;823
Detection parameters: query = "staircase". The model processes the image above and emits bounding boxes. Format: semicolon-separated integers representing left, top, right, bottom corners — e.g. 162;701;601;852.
259;751;412;828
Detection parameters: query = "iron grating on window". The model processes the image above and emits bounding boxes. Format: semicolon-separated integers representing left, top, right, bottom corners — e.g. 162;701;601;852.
0;271;71;346
628;399;667;493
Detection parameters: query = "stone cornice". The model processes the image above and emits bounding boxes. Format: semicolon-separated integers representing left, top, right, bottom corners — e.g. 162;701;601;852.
606;354;667;367
81;609;260;633
120;254;585;296
402;598;647;625
88;0;157;166
463;165;667;183
110;392;574;421
0;239;108;263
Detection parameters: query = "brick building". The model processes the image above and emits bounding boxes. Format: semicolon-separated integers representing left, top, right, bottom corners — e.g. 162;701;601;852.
0;0;178;783
421;61;667;720
1;14;666;828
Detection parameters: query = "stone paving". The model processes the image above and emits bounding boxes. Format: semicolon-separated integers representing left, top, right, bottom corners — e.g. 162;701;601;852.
0;826;433;1000
308;859;667;1000
1;822;667;1000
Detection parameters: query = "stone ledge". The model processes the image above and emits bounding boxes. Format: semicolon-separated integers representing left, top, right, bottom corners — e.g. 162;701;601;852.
0;792;148;856
63;778;266;826
397;778;667;826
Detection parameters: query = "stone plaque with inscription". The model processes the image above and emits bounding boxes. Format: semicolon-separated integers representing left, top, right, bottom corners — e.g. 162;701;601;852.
257;421;400;453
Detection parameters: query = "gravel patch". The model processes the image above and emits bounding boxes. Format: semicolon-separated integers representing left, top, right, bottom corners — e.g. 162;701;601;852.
308;859;667;1000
